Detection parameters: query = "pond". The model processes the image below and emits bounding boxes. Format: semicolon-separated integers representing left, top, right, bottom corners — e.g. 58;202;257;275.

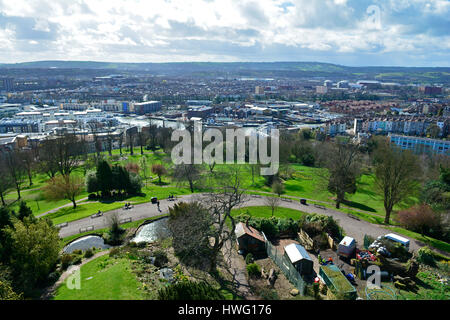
132;218;171;243
63;235;111;253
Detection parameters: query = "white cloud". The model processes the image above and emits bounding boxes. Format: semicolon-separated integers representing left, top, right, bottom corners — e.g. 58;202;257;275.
0;0;448;66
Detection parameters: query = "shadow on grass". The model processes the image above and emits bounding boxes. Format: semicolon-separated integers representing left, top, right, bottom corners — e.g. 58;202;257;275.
342;199;377;213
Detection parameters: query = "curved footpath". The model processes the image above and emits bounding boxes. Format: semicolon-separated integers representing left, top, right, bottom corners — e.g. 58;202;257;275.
56;193;446;257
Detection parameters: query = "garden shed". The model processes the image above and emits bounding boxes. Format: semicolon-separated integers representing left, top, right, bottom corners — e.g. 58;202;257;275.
235;221;266;255
283;243;313;275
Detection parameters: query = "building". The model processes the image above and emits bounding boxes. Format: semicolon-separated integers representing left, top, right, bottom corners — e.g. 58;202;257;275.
316;86;328;94
255;86;265;94
419;86;442;95
353;118;363;134
186;100;212;107
337;81;349;89
283;243;313;276
389;134;450;155
1;78;14;92
0;119;40;133
235;222;266;255
187;106;214;119
132;101;162;115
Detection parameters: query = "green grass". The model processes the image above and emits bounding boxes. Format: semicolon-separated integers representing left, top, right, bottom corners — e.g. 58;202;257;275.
231;206;308;220
394;271;449;300
46;202;125;225
53;254;145;300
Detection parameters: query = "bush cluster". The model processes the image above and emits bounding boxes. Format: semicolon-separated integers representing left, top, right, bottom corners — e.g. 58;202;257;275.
158;280;224;300
235;214;298;239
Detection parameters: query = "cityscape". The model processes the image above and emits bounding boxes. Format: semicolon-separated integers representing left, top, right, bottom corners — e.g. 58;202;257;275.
0;0;449;312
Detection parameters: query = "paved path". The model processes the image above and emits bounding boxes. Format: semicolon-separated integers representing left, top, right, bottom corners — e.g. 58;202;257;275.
58;193;447;257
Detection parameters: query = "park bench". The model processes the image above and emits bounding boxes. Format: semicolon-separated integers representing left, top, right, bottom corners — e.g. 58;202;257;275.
91;212;103;218
314;204;326;210
281;198;293;202
79;226;94;233
120;217;132;224
56;222;68;229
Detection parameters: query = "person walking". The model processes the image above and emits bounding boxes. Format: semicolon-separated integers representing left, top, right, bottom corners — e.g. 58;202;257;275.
157;201;161;212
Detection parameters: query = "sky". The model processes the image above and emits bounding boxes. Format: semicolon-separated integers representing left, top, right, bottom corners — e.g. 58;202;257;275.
0;0;449;66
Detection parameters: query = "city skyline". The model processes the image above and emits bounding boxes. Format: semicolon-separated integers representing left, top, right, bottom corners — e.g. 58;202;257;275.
0;0;449;67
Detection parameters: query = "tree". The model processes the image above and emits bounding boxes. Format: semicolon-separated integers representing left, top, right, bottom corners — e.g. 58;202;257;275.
172;164;202;193
152;163;167;184
105;213;125;245
426;124;441;139
20;150;36;187
96;160;114;196
3;217;60;295
397;204;440;236
53;134;84;176
3;151;27;200
85;171;99;195
272;181;285;197
38;137;60;179
373;139;421;224
43;175;84;209
203;168;247;272
168;201;213;266
264;196;280;217
0;156;13;206
321;141;360;209
16;201;34;222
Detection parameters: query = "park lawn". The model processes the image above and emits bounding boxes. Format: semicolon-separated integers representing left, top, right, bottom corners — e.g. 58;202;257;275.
53;254;145;300
231;206;308;220
46;202;126;225
5;189;89;217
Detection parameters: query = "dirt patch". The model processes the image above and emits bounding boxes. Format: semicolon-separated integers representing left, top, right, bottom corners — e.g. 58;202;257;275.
250;257;299;300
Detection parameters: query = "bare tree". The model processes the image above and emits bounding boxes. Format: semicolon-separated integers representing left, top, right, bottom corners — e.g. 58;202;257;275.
3;151;27;200
20;150;36;187
264;196;280;217
373;139;422;224
38;137;59;179
54;134;84;176
320;141;361;209
0;154;14;206
152;163;167;184
203;167;247;272
172;164;202;192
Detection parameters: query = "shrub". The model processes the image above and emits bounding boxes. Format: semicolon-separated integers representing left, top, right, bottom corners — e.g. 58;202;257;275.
245;253;254;265
72;256;82;265
246;263;261;278
417;246;436;267
60;254;73;270
154;250;169;268
47;271;61;285
397;204;440;237
84;249;94;259
158;280;224;300
87;193;98;201
72;249;82;256
109;247;122;257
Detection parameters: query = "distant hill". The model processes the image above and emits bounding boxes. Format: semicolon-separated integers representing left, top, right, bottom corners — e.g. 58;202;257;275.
1;60;449;84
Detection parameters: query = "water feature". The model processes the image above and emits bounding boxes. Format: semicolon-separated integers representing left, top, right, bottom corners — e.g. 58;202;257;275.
63;235;111;253
132;218;170;243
